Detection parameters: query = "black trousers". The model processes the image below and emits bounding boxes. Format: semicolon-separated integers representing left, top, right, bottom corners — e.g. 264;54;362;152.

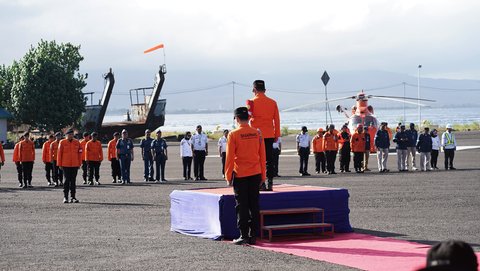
110;158;121;181
233;174;261;238
22;161;33;186
52;160;63;184
353;152;364;171
221;152;226;175
272;148;280;176
87;161;100;182
154;155;166;181
444;149;455;169
264;138;274;180
81;161;88;182
63;167;78;199
298;147;309;173
45;162;53;183
431;150;439;168
339;148;351;171
193;150;206;178
15;162;23;184
182;157;192;179
325;150;337;173
314;152;326;172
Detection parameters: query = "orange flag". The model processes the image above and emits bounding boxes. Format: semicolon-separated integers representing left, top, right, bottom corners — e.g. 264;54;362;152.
144;43;164;54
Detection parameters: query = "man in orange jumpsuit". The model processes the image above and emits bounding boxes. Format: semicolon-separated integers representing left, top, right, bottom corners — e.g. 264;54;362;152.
85;132;103;185
323;124;338;175
351;124;366;173
247;80;280;191
312;128;326;174
225;107;266;245
19;132;35;188
107;132;121;183
42;134;55;185
13;136;24;187
51;132;64;187
57;129;82;203
80;132;91;184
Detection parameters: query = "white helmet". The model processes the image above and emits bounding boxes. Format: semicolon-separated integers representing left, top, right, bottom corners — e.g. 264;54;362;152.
445;124;453;129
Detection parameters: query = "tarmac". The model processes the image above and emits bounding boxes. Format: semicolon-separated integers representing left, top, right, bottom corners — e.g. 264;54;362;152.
1;131;479;270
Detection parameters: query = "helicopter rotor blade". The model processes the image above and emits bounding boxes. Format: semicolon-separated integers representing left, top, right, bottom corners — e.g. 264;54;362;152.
370;95;435;102
282;96;356;112
373;96;429;106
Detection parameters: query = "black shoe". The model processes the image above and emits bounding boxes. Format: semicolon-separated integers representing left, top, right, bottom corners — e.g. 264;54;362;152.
70;198;79;203
184;177;188;180
304;172;311;176
449;167;456;170
195;177;200;181
95;181;100;185
22;185;28;189
19;183;23;187
63;198;69;203
200;177;208;181
259;183;267;191
112;179;117;183
89;182;93;186
162;179;168;182
188;177;194;181
83;181;87;184
248;237;257;245
275;174;281;177
315;171;320;174
345;170;351;172
232;237;247;245
331;171;337;174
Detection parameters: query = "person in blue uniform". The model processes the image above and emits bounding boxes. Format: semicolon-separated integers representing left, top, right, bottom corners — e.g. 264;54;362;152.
151;130;168;183
140;129;154;182
116;129;134;184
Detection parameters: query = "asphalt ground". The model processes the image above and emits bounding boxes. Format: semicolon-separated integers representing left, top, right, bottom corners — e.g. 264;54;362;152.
1;131;479;270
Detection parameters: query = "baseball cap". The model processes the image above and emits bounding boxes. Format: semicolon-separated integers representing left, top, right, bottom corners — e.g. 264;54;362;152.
66;129;74;135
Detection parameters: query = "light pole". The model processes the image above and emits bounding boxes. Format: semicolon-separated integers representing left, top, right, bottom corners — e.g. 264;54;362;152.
403;82;406;123
232;81;236;128
417;65;422;128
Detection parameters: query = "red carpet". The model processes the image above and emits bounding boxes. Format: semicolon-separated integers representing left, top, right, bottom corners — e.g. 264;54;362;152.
252;233;480;271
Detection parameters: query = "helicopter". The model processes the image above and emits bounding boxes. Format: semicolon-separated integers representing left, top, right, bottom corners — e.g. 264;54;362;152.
283;90;435;131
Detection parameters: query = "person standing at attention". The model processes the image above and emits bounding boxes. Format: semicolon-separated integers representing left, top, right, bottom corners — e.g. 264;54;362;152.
323;124;338;175
442;124;457;170
180;131;193;180
430;129;440;170
19;132;35;188
312;128;326;174
393;124;409;171
51;132;64;187
116;129;134;184
416;127;432;171
151;130;168;183
0;140;4;183
57;129;82;203
218;129;229;178
13;136;24;187
85;132;103;185
296;126;311;176
80;132;91;184
338;125;351;173
225;107;266;245
247;80;280;191
272;136;282;177
42;134;55;185
107;132;122;183
374;122;390;173
192;125;208;181
351;125;366;173
140;129;154;182
406;123;418;171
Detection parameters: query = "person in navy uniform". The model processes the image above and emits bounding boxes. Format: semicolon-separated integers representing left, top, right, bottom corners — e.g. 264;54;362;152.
151;130;168;183
393;125;409;171
116;129;134;184
140;129;154;182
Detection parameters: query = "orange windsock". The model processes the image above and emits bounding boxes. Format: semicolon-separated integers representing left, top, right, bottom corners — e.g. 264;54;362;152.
144;43;164;54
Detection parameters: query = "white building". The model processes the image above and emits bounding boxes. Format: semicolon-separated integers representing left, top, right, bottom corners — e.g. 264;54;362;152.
0;108;12;143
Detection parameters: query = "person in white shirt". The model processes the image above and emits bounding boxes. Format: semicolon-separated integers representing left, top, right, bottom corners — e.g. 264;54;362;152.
191;125;209;180
430;129;441;170
218;129;229;178
180;131;193;180
441;124;457;170
296;126;311;176
272;137;282;177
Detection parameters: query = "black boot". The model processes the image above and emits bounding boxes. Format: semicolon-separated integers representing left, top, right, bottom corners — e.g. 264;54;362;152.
266;179;273;191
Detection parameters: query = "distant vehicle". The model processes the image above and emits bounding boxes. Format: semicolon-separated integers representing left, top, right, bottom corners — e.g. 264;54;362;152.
81;65;167;139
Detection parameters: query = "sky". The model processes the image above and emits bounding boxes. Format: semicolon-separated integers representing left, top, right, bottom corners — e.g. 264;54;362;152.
1;0;480;110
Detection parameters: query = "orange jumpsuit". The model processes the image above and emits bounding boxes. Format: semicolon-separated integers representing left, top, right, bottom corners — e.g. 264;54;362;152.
42;139;54;184
351;130;366;171
19;139;35;186
57;138;82;199
323;131;338;173
247;92;280;139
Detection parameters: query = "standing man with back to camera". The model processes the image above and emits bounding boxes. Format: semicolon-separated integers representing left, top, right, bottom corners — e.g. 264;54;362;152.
57;129;82;203
225;107;266;245
247;80;280;191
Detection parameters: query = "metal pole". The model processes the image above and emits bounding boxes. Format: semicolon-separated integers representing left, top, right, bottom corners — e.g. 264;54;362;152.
324;85;328;127
418;65;422;127
403;82;406;123
232;81;236;128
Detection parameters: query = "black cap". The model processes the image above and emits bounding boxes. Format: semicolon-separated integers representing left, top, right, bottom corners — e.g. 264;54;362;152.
66;129;74;135
55;132;62;137
301;126;307;131
23;131;30;137
410;123;415;127
83;132;90;137
91;132;98;137
253;80;266;91
421;240;478;271
234;107;249;120
113;132;120;136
